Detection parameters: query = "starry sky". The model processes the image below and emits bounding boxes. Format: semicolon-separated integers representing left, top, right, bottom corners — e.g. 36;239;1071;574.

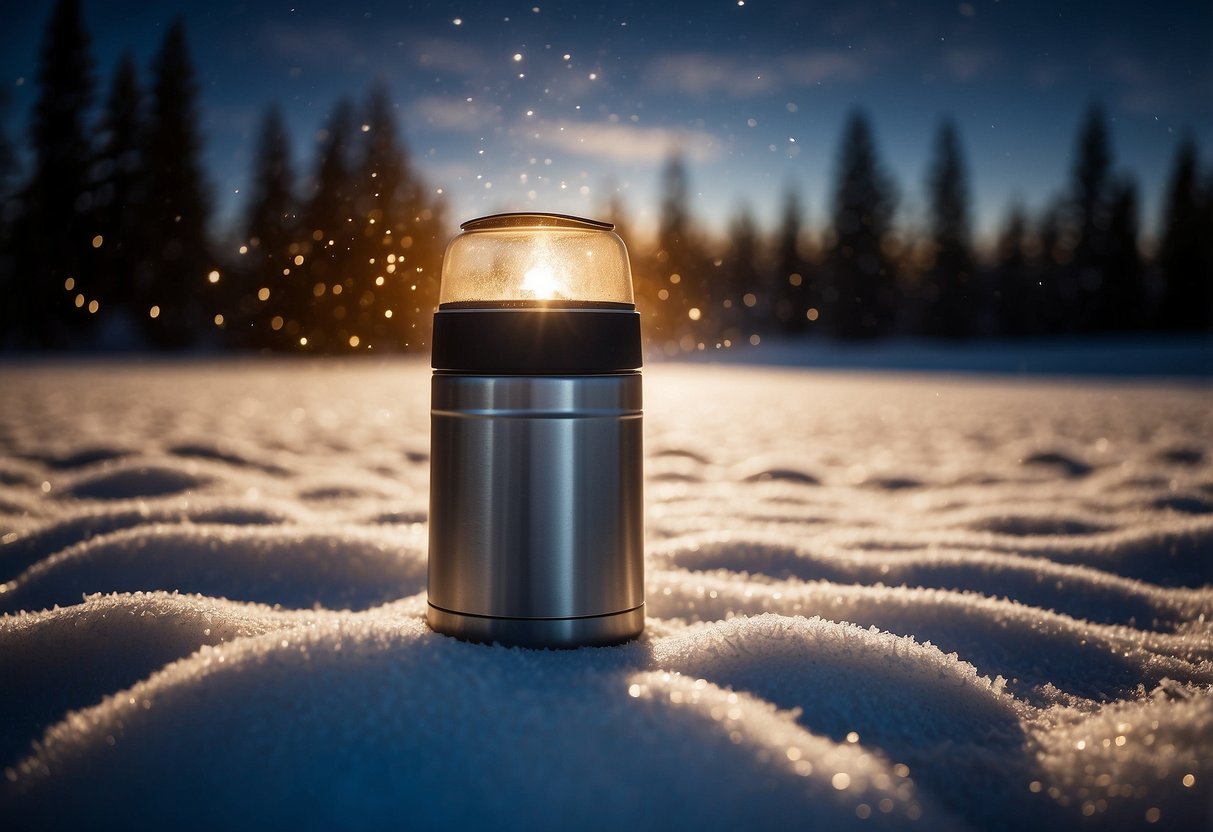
2;0;1209;246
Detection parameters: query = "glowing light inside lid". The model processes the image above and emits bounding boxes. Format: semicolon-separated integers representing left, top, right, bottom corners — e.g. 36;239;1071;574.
439;213;634;305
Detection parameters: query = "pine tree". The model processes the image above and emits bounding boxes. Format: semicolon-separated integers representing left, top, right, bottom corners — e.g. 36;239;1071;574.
1068;103;1113;332
1032;201;1069;335
242;105;297;349
300;98;356;352
92;52;145;320
350;83;412;352
652;153;702;347
399;179;445;353
0;90;18;346
1095;178;1145;331
0;96;12;200
826;111;898;339
992;202;1030;336
1157;136;1212;331
773;186;814;333
722;204;761;336
923;118;974;337
14;0;96;346
141;18;212;348
0;89;15;202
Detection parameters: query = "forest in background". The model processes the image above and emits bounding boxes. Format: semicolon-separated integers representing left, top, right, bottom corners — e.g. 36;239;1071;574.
0;0;1210;356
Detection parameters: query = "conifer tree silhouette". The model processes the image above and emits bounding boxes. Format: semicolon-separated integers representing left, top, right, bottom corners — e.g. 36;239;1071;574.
1033;202;1068;335
653;153;702;347
1157;135;1212;331
722;204;761;336
350;83;412;351
241;105;298;349
14;0;96;346
923;118;974;337
0;90;18;345
993;202;1030;336
141;18;212;348
773;186;813;333
300;98;356;352
826;111;898;339
1067;104;1113;332
1095;178;1145;331
92;52;145;319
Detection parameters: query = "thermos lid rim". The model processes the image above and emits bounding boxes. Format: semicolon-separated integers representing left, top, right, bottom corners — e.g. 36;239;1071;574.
459;212;615;232
438;299;634;310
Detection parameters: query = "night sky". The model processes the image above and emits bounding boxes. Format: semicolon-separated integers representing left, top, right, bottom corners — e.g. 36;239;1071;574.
2;0;1209;244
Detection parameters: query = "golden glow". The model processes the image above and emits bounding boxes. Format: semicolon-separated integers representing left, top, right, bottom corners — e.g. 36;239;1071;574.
348;335;360;347
207;270;221;283
258;287;270;301
149;305;160;319
522;262;566;299
91;235;103;248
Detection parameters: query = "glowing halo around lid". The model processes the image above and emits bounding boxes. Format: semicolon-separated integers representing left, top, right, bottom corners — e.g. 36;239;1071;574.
438;212;634;306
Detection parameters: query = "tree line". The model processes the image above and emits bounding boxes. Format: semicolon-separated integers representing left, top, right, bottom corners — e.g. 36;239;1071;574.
0;0;445;353
632;110;1212;353
0;0;1209;354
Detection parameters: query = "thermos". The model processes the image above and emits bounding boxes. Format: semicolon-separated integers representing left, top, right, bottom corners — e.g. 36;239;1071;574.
426;212;644;648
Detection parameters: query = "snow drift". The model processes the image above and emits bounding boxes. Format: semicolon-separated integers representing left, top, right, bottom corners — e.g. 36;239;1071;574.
1;359;1210;830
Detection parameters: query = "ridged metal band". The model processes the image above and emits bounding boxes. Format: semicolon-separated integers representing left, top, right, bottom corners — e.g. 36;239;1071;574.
426;603;645;649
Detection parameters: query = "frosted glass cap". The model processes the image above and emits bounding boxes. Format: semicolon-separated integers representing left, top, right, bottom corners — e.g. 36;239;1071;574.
439;213;634;306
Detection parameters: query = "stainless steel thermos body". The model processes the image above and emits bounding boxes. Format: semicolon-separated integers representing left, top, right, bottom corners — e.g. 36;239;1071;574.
426;214;645;647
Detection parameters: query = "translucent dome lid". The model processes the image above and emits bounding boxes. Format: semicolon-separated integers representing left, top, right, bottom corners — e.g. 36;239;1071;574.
439;213;634;306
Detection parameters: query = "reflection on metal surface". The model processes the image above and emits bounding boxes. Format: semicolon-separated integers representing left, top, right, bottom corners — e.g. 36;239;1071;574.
428;374;644;644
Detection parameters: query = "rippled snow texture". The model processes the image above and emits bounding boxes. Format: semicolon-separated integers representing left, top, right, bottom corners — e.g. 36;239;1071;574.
1;360;1211;830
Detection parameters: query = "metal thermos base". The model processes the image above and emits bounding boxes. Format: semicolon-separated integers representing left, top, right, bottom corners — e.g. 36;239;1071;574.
427;373;645;649
426;603;645;648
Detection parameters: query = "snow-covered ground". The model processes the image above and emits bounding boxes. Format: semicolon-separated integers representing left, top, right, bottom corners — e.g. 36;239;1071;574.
1;357;1211;830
